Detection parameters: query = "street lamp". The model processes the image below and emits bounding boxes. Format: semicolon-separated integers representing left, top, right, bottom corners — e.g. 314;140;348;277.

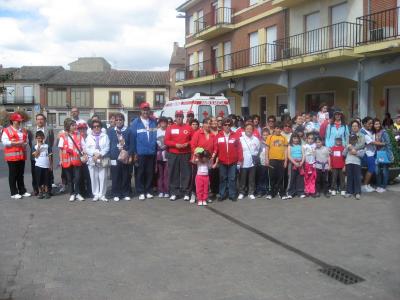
227;78;236;90
176;89;183;98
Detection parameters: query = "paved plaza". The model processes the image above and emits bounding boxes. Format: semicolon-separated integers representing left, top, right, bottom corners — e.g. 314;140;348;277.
0;169;399;300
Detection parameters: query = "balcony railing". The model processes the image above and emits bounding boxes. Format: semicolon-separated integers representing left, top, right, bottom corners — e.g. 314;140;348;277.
357;6;400;44
1;96;35;104
194;7;233;34
275;22;360;59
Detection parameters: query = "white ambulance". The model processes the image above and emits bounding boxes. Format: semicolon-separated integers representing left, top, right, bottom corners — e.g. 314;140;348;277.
161;93;231;123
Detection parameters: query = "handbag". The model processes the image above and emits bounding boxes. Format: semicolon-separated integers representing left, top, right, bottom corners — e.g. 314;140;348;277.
118;149;130;164
68;134;88;163
376;150;391;164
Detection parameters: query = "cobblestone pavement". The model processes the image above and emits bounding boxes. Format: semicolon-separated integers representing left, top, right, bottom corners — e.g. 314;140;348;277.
0;171;399;300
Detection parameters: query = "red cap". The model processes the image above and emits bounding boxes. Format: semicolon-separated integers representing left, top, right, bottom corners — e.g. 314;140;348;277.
187;110;194;116
175;110;184;116
140;102;150;110
10;113;23;122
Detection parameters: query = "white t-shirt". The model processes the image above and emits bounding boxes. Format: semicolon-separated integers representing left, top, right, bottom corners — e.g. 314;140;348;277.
240;135;260;168
362;128;376;157
318;111;329;124
197;162;210;175
35;144;50;168
303;143;316;164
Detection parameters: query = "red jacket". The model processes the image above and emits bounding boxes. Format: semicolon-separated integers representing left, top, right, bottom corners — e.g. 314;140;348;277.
330;145;345;169
214;130;243;165
191;128;216;159
165;123;193;154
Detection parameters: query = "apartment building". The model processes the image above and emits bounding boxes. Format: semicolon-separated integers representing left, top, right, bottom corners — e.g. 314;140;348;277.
177;0;400;121
1;66;64;126
169;42;186;98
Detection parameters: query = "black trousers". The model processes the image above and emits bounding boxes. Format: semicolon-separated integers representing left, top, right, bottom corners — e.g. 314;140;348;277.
111;162;131;198
316;169;329;195
167;152;191;196
239;167;256;195
190;163;198;195
79;164;92;198
31;159;38;193
269;160;285;197
64;166;81;195
346;164;361;195
7;160;27;196
287;164;304;196
209;167;219;195
136;155;156;194
35;166;49;188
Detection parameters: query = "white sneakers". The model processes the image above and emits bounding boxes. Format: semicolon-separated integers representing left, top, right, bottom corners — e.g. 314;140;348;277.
123;196;131;201
69;195;75;202
331;190;337;196
190;194;196;204
113;197;120;202
376;187;386;193
238;194;244;200
169;195;177;201
341;191;346;196
100;196;108;202
139;194;146;200
197;200;207;206
146;193;153;199
22;192;31;197
76;194;84;201
164;194;170;198
158;193;164;198
11;194;22;199
183;195;190;201
92;196;99;202
361;185;375;193
265;195;272;200
249;194;256;200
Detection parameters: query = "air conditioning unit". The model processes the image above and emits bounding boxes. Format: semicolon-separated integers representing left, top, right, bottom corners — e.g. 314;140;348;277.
369;27;394;41
281;47;301;59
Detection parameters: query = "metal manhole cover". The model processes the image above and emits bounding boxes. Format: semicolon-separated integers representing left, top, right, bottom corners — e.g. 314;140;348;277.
319;266;365;285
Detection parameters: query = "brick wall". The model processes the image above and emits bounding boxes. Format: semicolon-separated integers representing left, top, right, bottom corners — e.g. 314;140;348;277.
364;0;397;14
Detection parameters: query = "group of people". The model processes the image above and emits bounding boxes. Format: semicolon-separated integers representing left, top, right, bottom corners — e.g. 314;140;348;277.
2;103;399;204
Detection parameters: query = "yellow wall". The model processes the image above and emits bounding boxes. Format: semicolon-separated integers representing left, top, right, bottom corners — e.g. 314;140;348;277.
249;84;287;116
370;71;400;119
225;89;241;115
296;77;357;115
93;87;169;109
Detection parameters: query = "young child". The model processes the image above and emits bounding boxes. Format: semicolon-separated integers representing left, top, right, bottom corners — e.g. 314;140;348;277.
265;122;288;200
315;136;331;198
330;137;346;196
303;133;316;197
156;117;169;198
255;128;270;197
286;133;305;199
194;147;212;206
32;131;52;199
344;133;364;200
318;104;329;124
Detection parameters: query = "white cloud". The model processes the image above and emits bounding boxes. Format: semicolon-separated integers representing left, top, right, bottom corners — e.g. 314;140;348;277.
0;0;185;70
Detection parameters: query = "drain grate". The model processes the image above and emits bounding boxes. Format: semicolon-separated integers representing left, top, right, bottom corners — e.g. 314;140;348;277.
319;266;365;285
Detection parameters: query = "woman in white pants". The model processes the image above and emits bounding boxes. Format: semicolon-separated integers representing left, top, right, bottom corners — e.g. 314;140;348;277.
85;120;110;201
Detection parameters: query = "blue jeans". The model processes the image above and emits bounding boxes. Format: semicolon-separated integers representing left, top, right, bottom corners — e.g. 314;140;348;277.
376;163;389;189
219;163;237;199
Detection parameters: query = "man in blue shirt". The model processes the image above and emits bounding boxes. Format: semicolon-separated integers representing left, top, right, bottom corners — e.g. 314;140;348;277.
130;102;158;200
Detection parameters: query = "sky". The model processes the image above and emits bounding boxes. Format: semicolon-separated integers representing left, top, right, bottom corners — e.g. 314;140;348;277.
0;0;186;71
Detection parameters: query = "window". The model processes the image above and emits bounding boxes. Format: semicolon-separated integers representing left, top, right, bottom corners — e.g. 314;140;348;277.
305;92;334;113
305;11;321;53
5;86;15;103
197;10;204;31
189;15;195;34
176;70;185;81
154;92;165;108
47;113;56;127
109;91;120;106
48;88;67;107
79;112;90;122
71;88;90;107
223;41;232;71
249;31;259;65
23;86;33;103
198;51;204;75
94;109;107;122
59;113;67;126
198;105;212;123
134;92;146;107
249;0;258;6
188;54;195;78
215;105;228;119
25;109;33;127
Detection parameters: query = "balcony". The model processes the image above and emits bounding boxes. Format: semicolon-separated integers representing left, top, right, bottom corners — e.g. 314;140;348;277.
355;6;400;55
1;96;35;105
272;0;308;8
184;43;278;85
272;22;361;69
194;7;234;40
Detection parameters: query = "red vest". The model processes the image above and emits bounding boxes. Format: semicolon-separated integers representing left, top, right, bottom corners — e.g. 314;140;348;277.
3;126;27;161
60;133;82;168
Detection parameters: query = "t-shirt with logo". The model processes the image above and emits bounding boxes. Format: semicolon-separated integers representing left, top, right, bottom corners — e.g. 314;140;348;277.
266;135;287;160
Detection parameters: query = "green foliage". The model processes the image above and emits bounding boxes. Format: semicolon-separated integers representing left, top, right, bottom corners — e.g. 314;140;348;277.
0;72;13;94
387;128;400;167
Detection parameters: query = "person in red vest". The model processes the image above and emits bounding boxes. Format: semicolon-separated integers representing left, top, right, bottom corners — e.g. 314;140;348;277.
1;112;31;199
58;118;86;202
213;118;243;201
164;110;193;201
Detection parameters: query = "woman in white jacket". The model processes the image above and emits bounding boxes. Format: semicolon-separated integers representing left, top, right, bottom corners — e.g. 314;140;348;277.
85;120;110;201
